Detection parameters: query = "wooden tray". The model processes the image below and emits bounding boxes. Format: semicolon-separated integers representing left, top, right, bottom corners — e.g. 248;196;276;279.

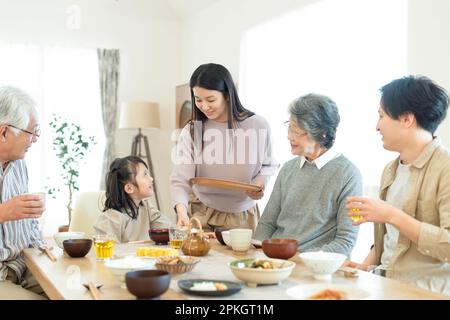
190;177;262;192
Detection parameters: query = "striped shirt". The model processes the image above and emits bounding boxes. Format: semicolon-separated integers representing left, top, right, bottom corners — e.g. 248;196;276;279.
0;160;44;283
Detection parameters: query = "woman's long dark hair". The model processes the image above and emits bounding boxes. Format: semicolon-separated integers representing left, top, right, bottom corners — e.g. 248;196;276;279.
188;63;255;150
103;156;148;219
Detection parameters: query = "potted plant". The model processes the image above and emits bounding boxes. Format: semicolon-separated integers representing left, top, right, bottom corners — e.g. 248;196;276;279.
46;114;96;232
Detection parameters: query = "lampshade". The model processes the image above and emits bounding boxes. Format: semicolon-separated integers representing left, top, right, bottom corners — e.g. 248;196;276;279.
119;102;160;129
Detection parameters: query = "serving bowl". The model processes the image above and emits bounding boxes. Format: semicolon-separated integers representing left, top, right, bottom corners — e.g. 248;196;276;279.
53;231;85;249
228;258;295;287
155;255;200;275
63;239;92;258
149;228;169;245
105;257;155;286
125;270;171;300
299;251;347;280
262;238;298;259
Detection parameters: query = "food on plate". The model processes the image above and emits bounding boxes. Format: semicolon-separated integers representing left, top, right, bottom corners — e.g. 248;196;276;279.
157;256;197;265
136;247;179;257
190;281;228;291
250;259;276;269
309;288;348;300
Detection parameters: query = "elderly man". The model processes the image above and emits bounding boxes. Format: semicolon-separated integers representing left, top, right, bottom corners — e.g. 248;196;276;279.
0;86;46;299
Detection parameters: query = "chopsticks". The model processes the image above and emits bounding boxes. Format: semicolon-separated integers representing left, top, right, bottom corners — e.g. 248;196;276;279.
38;246;57;262
86;281;102;300
126;239;154;245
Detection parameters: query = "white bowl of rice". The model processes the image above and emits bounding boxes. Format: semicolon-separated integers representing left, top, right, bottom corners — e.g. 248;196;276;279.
299;251;346;280
105;256;155;285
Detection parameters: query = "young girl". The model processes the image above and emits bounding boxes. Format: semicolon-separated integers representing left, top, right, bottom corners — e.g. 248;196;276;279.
94;156;173;243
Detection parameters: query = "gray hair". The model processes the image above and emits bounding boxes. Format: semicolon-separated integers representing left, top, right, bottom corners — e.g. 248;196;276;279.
288;93;340;149
0;86;36;136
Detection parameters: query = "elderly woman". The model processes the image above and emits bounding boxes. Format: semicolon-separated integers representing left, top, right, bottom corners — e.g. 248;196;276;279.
254;93;362;256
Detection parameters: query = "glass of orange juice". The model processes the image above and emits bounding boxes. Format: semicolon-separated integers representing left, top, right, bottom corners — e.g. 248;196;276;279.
350;204;363;222
93;234;115;261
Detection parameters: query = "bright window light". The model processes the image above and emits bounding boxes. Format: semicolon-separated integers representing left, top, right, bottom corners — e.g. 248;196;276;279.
240;0;407;261
0;45;105;236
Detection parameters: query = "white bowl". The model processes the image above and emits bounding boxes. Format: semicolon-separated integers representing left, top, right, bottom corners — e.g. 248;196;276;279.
299;251;347;280
105;257;155;285
53;231;85;249
229;228;252;252
221;231;231;247
228;258;295;287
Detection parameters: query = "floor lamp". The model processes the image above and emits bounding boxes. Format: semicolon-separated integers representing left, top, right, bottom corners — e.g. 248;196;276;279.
119;101;161;210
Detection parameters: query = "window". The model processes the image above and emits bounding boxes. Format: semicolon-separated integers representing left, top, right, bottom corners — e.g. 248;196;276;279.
0;45;105;236
240;0;407;261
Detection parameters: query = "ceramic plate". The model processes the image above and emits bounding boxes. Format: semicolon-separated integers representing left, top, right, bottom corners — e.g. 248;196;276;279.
190;178;262;192
178;279;242;297
286;283;370;300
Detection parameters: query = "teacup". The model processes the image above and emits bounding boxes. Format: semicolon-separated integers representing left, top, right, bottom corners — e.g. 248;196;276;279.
229;228;253;255
27;192;46;230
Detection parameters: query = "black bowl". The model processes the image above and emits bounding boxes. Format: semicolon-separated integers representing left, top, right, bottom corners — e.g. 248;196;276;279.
149;228;170;245
214;227;228;246
125;270;171;300
63;239;92;258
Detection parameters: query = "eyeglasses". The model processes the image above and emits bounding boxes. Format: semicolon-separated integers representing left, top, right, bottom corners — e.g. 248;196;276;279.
7;124;41;138
284;121;307;139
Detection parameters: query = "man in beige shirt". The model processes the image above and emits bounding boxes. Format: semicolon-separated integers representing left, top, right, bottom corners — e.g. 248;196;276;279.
346;75;450;295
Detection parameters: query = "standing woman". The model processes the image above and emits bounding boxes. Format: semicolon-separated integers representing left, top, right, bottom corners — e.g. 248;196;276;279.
170;63;278;232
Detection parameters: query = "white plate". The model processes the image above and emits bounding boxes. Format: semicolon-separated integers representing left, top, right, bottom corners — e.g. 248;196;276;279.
286;283;370;300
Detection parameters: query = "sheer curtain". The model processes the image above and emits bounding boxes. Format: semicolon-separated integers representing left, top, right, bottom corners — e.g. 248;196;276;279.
240;0;407;261
0;45;105;236
97;49;120;190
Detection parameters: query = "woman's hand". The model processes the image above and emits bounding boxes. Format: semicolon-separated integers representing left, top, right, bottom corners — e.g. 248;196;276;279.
175;204;190;227
346;196;398;226
246;182;265;200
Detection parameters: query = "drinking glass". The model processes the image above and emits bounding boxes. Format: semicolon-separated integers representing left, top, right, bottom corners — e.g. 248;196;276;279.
349;202;363;222
93;234;115;261
169;226;188;249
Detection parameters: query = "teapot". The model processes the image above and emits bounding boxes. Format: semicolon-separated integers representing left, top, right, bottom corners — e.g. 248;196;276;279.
181;217;210;257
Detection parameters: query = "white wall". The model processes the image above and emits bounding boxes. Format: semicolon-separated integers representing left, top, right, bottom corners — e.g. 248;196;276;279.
178;0;450;142
0;0;180;220
177;0;450;261
408;0;450;145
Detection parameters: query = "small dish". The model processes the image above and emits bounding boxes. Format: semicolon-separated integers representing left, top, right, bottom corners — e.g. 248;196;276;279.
155;256;200;275
178;279;242;297
286;283;370;300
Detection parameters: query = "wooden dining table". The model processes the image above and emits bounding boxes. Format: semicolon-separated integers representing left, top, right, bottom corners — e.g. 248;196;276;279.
23;240;449;300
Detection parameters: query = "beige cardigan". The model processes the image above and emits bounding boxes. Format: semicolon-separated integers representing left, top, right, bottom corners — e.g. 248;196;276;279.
93;199;174;243
374;138;450;294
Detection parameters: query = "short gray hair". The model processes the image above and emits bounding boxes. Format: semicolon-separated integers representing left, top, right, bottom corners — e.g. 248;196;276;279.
0;86;36;135
289;93;340;149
